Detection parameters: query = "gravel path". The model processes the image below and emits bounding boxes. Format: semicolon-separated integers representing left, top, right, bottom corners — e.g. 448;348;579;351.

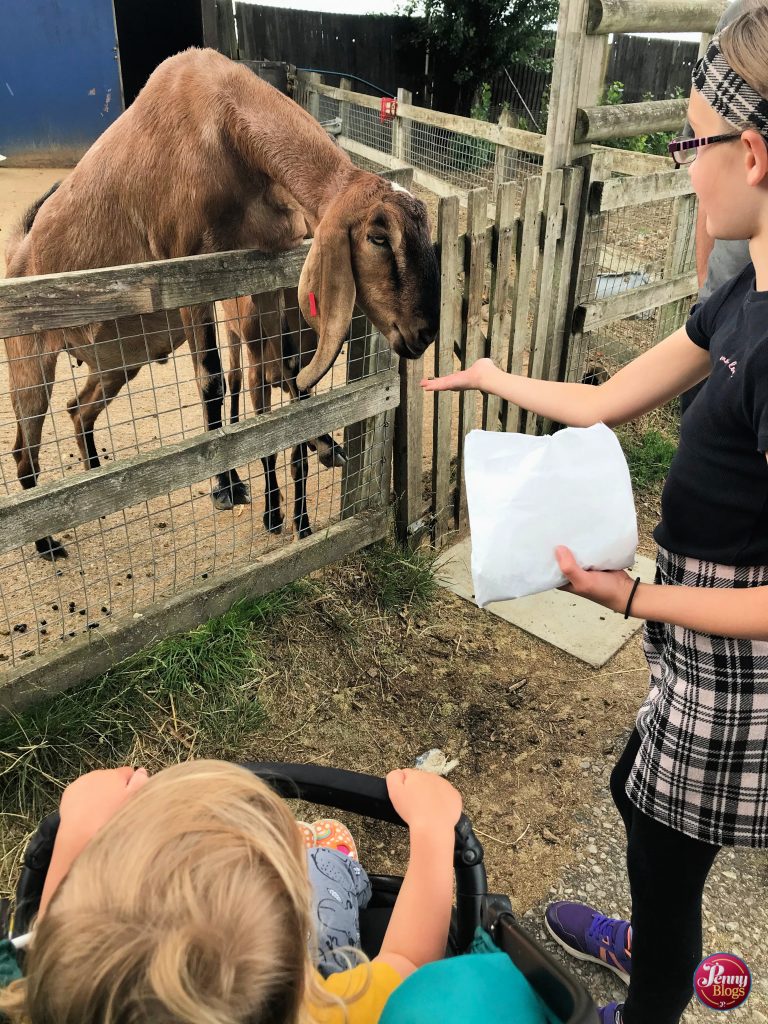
521;734;768;1021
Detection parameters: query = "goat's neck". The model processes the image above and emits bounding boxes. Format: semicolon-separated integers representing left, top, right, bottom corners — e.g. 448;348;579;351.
231;85;367;228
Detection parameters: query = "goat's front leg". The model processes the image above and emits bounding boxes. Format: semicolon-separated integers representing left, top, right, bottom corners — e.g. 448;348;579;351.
290;442;311;539
183;306;250;510
261;453;284;534
7;336;67;561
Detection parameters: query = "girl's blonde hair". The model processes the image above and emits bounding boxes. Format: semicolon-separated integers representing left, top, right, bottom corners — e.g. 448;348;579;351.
720;2;768;100
0;761;344;1023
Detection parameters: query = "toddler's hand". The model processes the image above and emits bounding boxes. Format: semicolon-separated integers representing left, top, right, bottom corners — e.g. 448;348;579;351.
386;768;462;833
59;766;150;851
420;357;496;393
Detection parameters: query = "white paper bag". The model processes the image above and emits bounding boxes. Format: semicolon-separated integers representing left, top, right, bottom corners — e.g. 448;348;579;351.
464;423;638;605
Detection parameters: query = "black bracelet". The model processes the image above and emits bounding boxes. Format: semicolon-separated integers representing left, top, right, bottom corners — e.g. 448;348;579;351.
624;576;642;620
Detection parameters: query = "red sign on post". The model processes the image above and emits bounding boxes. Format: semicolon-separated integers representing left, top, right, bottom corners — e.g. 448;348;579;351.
380;97;398;123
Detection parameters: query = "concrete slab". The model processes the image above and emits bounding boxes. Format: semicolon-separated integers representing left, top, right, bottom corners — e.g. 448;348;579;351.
436;538;657;668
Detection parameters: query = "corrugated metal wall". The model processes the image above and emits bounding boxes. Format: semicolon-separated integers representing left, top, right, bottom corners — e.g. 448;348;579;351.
0;0;124;166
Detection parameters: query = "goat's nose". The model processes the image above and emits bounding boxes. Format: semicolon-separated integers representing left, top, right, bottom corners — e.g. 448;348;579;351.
417;326;436;348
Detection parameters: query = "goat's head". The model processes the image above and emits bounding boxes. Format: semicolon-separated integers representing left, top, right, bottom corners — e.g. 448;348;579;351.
297;176;440;390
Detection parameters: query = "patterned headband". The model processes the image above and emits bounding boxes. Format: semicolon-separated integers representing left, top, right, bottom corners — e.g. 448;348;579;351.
692;35;768;134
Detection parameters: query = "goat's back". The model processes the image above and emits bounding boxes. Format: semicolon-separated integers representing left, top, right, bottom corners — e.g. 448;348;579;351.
7;48;346;279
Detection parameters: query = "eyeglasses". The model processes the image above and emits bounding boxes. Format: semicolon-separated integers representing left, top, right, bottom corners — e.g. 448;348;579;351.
668;133;743;166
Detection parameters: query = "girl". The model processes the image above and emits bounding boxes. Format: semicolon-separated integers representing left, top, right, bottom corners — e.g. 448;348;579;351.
424;9;768;1023
0;760;461;1022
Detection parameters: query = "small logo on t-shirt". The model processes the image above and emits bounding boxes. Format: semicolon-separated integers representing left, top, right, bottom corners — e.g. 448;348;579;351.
719;355;738;376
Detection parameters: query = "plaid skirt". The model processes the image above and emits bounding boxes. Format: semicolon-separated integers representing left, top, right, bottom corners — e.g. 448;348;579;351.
626;546;768;848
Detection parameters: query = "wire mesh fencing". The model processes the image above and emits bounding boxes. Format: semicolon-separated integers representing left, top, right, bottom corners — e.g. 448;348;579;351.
0;286;394;673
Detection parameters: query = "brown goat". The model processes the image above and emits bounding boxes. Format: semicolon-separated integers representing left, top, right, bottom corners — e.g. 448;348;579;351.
221;287;345;538
4;47;440;560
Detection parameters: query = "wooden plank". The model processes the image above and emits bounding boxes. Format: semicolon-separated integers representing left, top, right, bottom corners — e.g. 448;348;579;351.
310;81;381;112
0;247;309;337
393;356;425;544
594;168;694;212
580;271;698;331
575;98;688;143
484;182;517;431
455;189;487;529
0;371;398;555
432;195;460;547
596;146;673;175
0;510;389;715
397;102;545;156
504;177;541;433
392;88;412;163
526;170;565;434
656;192;697;340
587;0;728;35
340;136;470;204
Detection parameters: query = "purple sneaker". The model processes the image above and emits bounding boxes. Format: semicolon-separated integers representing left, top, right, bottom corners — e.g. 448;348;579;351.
599;1003;624;1024
544;901;631;985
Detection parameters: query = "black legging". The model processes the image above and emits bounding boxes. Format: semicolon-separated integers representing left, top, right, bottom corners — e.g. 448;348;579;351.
610;729;721;1024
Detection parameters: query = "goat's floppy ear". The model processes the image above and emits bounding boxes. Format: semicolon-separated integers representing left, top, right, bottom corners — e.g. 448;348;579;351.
297;219;356;390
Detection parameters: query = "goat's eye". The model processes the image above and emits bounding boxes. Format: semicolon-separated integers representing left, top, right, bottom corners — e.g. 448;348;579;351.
368;235;387;246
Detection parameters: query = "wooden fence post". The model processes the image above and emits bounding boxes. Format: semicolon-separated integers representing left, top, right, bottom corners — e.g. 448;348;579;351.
392;87;412;164
308;72;322;121
341;313;379;520
393;354;424;546
339;77;352;137
503;176;542;433
454;188;487;529
484;181;517;431
432;194;460;547
492;108;513;205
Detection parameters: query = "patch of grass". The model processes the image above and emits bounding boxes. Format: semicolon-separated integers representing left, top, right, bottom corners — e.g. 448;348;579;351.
0;583;312;855
361;539;441;611
618;425;678;491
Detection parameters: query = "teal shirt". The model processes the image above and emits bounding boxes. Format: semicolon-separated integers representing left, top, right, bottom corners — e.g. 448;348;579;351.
0;940;22;986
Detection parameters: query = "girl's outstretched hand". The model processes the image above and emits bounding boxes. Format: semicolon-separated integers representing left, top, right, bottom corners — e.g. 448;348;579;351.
556;545;636;614
420;357;496;393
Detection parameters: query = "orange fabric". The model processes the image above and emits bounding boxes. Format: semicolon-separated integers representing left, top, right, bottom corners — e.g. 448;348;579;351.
312;962;401;1023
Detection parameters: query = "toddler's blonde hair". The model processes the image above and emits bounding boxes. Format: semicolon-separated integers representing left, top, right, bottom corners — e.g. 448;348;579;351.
0;760;344;1023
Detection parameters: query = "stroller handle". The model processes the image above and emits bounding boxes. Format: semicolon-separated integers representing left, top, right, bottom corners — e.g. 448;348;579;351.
243;762;488;949
12;762;488;951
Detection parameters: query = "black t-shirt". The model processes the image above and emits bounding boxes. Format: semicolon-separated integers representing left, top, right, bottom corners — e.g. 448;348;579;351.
654;263;768;565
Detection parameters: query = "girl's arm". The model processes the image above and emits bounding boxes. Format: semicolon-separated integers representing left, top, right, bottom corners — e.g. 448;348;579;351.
374;770;462;979
422;326;710;427
556;547;768;641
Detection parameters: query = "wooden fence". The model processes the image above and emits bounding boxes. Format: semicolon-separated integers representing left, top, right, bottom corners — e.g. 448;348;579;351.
0;242;402;712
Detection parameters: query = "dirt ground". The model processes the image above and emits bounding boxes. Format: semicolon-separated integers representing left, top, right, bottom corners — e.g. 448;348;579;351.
0;165;656;913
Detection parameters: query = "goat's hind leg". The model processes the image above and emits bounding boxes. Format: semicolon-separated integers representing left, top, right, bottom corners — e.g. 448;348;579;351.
7;337;66;560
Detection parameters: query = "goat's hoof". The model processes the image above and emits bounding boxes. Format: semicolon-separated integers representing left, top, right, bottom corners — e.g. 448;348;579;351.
211;489;234;511
231;481;251;506
296;522;313;540
263;511;284;534
36;536;68;561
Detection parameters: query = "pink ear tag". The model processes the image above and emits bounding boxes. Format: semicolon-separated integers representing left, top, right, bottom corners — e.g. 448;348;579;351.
309;292;318;317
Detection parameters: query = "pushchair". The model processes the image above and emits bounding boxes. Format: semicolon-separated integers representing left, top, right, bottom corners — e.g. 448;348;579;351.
9;762;599;1023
